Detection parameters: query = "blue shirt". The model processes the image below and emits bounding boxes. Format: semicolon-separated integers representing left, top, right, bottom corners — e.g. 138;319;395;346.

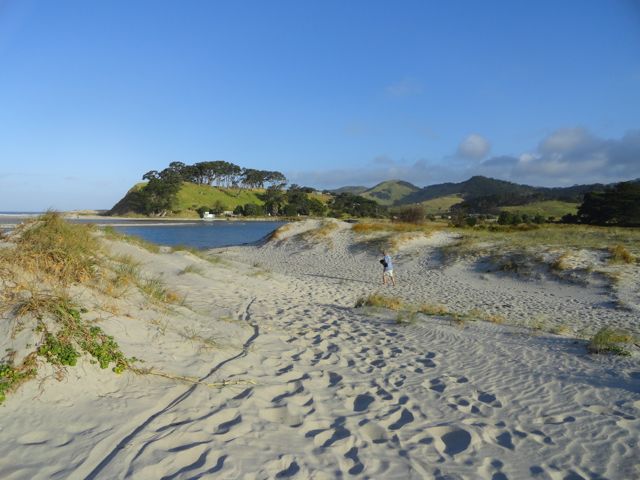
383;255;393;271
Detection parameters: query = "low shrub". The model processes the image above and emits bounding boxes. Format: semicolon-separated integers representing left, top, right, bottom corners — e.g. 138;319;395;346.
587;327;634;356
6;211;100;284
608;244;634;264
355;293;404;310
0;356;37;405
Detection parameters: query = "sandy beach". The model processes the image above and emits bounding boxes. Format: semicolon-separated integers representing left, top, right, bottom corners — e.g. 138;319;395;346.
1;219;639;479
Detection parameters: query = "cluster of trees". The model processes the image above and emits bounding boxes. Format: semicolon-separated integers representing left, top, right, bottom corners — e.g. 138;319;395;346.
143;161;286;189
127;162;288;216
328;193;387;218
232;185;326;217
497;211;547;225
571;182;640;227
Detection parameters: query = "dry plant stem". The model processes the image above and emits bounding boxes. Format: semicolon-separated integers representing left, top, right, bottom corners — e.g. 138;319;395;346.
132;367;256;388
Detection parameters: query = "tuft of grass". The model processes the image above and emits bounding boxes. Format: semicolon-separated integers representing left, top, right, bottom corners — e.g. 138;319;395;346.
140;277;183;304
355;293;404;310
180;327;218;350
608;244;634;264
417;303;450;316
395;310;418;325
550;324;572;336
301;221;339;242
528;315;548;332
171;244;201;255
466;308;505;324
2;211;100;284
587;327;634;356
268;223;293;241
113;255;141;284
178;264;204;276
551;251;571;271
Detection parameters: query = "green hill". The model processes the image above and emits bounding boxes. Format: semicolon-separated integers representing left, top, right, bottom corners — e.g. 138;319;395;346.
330;186;368;195
109;182;265;217
361;180;420;206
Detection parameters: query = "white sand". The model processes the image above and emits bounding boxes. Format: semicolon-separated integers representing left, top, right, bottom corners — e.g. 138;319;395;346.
1;219;639;479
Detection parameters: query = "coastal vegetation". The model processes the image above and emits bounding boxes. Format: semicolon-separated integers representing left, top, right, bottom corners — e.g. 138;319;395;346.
0;212;206;404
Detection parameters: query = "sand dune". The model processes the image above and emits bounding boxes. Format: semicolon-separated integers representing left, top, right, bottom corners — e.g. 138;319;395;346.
1;219;639;479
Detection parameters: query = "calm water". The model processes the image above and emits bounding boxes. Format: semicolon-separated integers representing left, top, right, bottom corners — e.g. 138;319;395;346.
112;221;285;249
0;213;285;249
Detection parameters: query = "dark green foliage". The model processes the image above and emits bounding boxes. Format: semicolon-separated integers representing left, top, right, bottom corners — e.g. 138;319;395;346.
38;333;79;366
0;359;37;404
283;185;327;216
37;303;132;373
259;186;287;216
242;203;264;216
498;211;531;225
577;182;640;227
329;193;387;218
397;205;425;224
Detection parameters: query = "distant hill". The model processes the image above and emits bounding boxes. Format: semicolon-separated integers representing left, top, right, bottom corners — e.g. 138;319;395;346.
329;186;368;195
360;180;420;206
328;175;633;215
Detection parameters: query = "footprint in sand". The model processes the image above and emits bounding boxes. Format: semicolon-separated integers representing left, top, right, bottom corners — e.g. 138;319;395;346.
353;393;375;412
359;419;389;444
422;425;474;457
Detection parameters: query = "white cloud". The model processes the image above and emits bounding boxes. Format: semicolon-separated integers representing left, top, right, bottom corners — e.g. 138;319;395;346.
288;128;640;190
456;133;491;159
480;128;640;186
385;78;423;98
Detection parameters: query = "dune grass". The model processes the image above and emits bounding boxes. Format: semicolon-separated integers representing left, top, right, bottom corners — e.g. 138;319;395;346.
1;211;101;284
301;220;339;241
608;244;635;264
441;224;640;265
179;264;204;276
355;293;404;310
587;327;635;356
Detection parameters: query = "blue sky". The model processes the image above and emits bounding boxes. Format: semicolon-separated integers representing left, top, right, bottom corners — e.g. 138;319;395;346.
1;0;639;210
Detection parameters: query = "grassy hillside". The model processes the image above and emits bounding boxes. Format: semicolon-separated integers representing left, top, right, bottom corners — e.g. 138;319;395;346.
362;180;420;206
109;182;266;217
501;200;579;218
175;183;264;213
419;194;464;214
330;186;368;195
109;182;334;217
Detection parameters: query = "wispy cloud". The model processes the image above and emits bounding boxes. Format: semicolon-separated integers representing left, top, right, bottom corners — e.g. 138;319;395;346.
456;133;491;159
288;128;640;189
385;78;423;97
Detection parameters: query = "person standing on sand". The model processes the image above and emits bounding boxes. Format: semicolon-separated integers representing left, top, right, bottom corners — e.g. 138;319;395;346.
380;250;396;286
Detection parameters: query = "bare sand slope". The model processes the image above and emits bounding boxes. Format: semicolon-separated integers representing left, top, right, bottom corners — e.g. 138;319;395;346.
1;220;639;479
